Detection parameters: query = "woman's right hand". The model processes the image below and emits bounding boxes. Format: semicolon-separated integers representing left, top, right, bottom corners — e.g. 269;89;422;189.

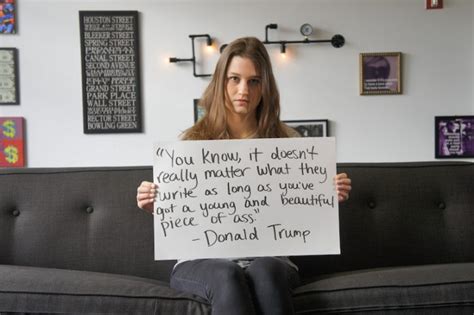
136;181;157;214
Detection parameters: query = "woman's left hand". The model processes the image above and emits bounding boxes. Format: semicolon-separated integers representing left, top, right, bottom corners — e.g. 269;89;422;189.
334;173;352;202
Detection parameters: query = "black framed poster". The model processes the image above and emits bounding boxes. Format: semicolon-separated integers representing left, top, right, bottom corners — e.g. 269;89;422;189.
79;11;142;133
193;99;205;123
0;48;19;105
284;119;329;137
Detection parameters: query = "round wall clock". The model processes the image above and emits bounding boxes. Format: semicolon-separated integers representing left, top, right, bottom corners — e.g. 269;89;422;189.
300;23;313;37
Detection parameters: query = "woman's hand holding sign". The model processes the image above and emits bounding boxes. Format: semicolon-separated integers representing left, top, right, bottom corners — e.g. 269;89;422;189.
136;181;157;214
334;173;351;202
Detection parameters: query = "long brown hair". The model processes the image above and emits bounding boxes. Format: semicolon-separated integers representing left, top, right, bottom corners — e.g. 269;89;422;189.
182;37;291;140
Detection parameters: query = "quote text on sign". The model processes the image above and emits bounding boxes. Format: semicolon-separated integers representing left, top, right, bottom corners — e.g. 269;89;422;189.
153;137;340;260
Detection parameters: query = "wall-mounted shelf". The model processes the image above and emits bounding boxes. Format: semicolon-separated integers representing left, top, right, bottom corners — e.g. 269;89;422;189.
169;24;346;78
263;23;345;53
169;34;213;77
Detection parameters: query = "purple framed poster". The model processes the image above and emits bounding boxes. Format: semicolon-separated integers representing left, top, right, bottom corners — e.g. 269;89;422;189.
435;116;474;158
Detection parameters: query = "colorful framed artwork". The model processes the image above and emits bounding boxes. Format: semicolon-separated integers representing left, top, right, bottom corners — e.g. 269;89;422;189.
284;119;329;137
0;0;16;34
194;99;205;123
0;117;24;167
0;47;19;105
435;116;474;158
79;11;142;133
360;52;401;95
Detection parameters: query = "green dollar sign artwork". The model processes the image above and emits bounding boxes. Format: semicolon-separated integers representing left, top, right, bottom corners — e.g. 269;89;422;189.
4;145;19;164
2;120;16;138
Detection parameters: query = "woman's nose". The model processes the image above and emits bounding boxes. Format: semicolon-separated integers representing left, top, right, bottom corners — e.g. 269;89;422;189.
238;81;249;95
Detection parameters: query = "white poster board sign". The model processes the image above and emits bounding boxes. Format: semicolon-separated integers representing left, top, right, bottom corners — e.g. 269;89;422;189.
153;137;340;260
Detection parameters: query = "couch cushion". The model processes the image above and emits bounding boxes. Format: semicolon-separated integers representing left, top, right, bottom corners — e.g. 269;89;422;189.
293;263;474;314
0;265;210;314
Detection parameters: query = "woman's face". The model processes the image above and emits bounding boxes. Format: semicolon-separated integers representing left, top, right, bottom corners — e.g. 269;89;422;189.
225;56;262;119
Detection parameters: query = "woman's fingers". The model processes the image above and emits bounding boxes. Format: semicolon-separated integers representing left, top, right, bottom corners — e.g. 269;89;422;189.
136;181;158;213
334;173;352;202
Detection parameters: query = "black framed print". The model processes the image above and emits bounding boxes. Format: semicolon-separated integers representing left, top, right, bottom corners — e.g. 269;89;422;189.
0;48;19;105
194;99;205;123
435;116;474;158
80;11;142;133
284;119;329;137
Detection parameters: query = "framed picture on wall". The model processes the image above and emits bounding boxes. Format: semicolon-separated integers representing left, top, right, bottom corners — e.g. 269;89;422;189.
360;52;401;95
0;0;16;34
79;11;142;133
0;116;25;167
283;119;329;137
0;48;19;105
435;116;474;158
194;99;205;123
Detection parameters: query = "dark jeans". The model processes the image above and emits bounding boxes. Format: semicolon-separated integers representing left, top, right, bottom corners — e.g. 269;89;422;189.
170;257;300;315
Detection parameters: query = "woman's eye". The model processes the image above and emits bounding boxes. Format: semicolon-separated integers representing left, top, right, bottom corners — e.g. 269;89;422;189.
249;79;261;86
228;76;239;83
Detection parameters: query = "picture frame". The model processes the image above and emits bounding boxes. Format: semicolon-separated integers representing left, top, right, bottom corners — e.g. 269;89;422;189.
283;119;329;137
0;0;16;34
194;99;205;123
360;52;401;95
0;47;19;105
435;116;474;159
79;11;142;134
0;116;25;167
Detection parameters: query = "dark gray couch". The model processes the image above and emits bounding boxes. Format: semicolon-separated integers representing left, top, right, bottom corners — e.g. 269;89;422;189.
1;162;473;314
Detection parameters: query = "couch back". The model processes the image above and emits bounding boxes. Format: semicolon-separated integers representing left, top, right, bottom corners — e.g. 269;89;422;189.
0;166;174;282
293;161;474;282
1;162;473;283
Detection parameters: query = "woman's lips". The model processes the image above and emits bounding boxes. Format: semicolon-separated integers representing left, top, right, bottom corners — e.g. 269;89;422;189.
235;99;248;106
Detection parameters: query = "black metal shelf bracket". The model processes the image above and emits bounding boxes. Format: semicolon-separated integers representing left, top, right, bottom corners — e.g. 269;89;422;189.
263;23;345;53
169;34;213;77
169;25;345;78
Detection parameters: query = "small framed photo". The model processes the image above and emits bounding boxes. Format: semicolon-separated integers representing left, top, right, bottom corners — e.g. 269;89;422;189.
0;0;16;34
435;116;474;158
0;47;19;105
194;99;205;123
360;52;401;95
0;116;25;167
283;119;329;137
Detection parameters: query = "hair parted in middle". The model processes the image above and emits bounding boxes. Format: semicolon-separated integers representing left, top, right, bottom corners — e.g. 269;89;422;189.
181;37;292;140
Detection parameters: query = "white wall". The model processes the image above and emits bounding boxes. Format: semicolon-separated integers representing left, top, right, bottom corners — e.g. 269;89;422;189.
1;0;473;167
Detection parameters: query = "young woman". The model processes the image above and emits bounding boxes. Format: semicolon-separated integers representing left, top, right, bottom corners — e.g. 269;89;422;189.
137;37;351;315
